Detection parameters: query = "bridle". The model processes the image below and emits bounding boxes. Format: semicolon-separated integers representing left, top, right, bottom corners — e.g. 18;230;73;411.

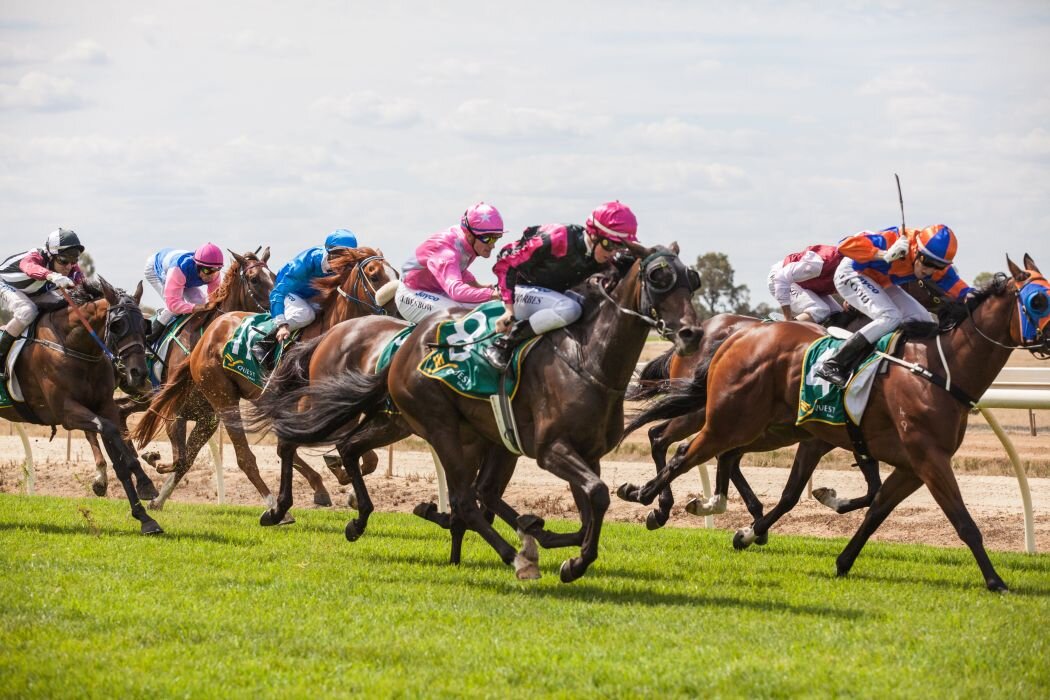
965;272;1050;358
43;289;145;375
335;254;395;316
595;249;700;340
237;258;272;312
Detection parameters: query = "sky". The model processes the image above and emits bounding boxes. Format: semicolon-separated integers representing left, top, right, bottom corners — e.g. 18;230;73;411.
2;1;1049;309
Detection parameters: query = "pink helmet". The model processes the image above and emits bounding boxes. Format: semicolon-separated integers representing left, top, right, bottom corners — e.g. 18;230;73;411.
193;242;224;268
461;202;506;236
586;201;638;243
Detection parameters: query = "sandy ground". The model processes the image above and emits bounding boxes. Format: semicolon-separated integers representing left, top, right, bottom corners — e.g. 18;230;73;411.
2;434;1048;554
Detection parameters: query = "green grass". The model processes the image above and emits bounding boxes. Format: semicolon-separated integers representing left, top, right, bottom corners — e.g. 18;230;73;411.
1;494;1048;699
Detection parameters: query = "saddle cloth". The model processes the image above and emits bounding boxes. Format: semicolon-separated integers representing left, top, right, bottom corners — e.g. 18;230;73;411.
147;314;193;387
797;331;901;426
221;313;276;388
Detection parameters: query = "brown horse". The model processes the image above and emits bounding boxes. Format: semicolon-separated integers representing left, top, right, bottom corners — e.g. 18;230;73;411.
0;279;163;534
262;245;703;581
132;247;398;511
617;255;1050;591
85;248;276;498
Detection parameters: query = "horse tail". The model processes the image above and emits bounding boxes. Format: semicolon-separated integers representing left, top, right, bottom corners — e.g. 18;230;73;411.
132;361;194;448
243;336;325;433
264;365;393;445
625;346;675;401
622;338;723;436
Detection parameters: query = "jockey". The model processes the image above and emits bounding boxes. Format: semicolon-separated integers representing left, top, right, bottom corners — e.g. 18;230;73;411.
815;224;973;387
143;243;225;345
768;244;843;323
0;228;87;380
395;202;504;323
483;201;639;371
253;229;358;366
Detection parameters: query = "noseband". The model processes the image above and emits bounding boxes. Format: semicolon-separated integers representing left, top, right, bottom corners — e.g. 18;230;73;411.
335;254;392;315
238;259;272;312
966;273;1050;358
596;250;696;340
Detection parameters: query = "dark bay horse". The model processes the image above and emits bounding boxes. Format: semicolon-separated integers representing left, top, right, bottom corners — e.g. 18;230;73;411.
85;248;276;498
132;247;398;511
618;255;1050;591
0;280;163;534
263;245;703;581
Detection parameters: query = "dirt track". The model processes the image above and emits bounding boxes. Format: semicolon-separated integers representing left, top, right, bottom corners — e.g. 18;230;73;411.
2;434;1048;554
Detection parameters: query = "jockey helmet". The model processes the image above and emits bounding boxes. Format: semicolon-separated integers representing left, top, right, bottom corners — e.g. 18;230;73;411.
916;225;958;267
325;229;358;252
45;228;84;256
461;202;506;236
586;201;638;244
193;242;224;268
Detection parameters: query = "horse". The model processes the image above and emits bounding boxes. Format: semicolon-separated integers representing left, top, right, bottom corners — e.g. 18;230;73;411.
0;279;164;534
132;247;399;511
617;254;1050;591
84;248;276;498
263;244;703;581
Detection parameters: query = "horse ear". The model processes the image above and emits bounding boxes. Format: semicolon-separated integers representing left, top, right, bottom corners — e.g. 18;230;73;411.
228;249;245;265
1006;256;1026;282
669;241;680;255
260;246;271;263
1023;253;1040;274
133;280;143;304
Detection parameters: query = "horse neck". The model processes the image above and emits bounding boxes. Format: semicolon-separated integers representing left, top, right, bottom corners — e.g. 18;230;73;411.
320;272;360;329
59;300;107;354
579;274;650;389
939;294;1016;397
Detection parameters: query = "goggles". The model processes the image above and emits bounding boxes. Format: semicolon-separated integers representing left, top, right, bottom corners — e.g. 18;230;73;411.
197;265;221;275
917;254;949;271
53;253;79;265
474;233;501;246
597;237;625;251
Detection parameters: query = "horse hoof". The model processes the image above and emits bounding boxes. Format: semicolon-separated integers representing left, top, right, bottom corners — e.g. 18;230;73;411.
684;498;704;516
755;532;769;546
812;487;837;508
615;483;638;502
517;514;545;533
347;492;359;510
148;498;164;511
645;510;667;530
987;580;1009;593
91;482;107;498
559;558;586;583
140;450;161;466
361;452;379;476
278;514;296;526
140;520;164;535
733;530;751;550
345;521;362;542
137;483;160;501
314;492;333;507
413;501;436;519
259;509;281;527
514;555;541;580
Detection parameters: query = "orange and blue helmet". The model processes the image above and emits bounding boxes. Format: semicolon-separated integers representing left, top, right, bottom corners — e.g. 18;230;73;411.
916;225;958;267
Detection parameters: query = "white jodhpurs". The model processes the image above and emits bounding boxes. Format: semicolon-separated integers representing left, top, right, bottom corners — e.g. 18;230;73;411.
834;259;933;343
394;283;466;324
143;258;208;324
280;293;320;331
512;285;583;334
767;266;842;323
0;282;40;336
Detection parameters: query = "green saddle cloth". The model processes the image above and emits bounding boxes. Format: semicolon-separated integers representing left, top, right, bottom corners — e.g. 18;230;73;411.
797;333;896;426
221;314;283;388
375;325;416;373
0;378;12;409
146;314;193;387
418;301;537;400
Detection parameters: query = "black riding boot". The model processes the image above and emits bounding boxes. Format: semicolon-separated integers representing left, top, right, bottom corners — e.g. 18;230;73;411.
483;320;537;372
0;330;15;380
145;318;166;347
814;332;875;387
252;329;279;371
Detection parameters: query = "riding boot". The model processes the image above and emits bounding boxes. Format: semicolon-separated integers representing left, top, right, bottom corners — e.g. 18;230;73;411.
252;329;279;371
814;332;875;387
482;320;537;372
0;330;15;380
145;318;166;347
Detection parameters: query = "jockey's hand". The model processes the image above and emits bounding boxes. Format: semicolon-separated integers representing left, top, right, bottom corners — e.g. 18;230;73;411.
490;287;502;301
275;325;291;343
191;304;209;314
881;237;910;263
48;273;74;289
495;310;515;334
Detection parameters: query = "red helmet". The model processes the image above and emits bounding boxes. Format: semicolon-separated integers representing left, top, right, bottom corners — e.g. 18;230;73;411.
586;201;638;243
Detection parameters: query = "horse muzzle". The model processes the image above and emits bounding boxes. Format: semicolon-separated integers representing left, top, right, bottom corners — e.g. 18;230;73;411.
673;324;703;356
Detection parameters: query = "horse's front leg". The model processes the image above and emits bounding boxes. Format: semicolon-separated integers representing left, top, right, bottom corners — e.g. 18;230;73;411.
645;409;705;530
83;432;109;497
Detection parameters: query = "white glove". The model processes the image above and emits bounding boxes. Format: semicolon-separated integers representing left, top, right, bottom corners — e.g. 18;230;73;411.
48;273;74;289
880;237;910;263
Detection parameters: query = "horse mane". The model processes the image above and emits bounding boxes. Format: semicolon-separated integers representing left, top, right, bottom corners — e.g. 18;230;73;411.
933;273;1010;334
209;253;260;307
67;280;106;305
310;247;378;306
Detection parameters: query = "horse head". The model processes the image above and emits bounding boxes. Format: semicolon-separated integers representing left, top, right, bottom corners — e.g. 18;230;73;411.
316;246;399;322
226;248;276;313
606;242;703;356
98;277;149;394
1006;253;1050;357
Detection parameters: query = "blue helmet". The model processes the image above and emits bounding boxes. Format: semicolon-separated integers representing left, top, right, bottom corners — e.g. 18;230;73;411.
324;229;358;252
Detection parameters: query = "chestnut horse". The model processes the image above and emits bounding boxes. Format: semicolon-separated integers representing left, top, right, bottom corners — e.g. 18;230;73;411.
132;247;398;511
262;245;703;581
0;280;163;534
85;248;276;498
618;255;1050;591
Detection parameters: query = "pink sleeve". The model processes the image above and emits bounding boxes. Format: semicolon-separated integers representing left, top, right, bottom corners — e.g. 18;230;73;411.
163;267;197;314
427;248;491;303
18;252;52;280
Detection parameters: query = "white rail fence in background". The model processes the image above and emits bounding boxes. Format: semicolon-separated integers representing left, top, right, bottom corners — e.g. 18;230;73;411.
5;368;1048;551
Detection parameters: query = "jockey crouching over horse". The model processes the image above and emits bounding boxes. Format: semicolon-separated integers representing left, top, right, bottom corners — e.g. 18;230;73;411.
0;228;162;535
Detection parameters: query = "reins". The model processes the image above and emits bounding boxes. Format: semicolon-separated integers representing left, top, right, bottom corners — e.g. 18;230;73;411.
335;255;390;316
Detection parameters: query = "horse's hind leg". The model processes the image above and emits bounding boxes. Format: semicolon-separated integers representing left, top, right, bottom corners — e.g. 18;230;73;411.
222;409;275;509
259;439;297;527
290;451;332;507
836;467;921;579
149;411;217;510
646;409;705;530
813;453;882;514
84;432;109;497
337;440;375;542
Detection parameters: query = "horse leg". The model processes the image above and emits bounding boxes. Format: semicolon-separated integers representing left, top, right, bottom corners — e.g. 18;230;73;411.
729;459;767;543
290;451;332;507
835;467;921;579
814;454;883;514
535;438;608;583
682;448;741;517
84;432;109;497
646;409;705;530
337;440;375;542
734;440;834;549
260;439;297;527
149;411;217;510
222;408;275;509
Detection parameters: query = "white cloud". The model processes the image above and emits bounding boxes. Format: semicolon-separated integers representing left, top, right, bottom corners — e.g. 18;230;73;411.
0;41;38;66
231;30;301;57
56;40;109;65
989;128;1050;158
857;67;932;96
416;57;483;85
312;91;422;128
441;99;599;141
0;72;84;111
623;118;764;154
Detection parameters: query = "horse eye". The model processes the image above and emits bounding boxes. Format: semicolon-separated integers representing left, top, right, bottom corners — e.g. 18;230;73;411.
1032;292;1049;313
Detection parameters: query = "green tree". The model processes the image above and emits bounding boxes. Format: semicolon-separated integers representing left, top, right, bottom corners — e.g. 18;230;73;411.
692;252;750;320
972;271;995;289
78;252;96;279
